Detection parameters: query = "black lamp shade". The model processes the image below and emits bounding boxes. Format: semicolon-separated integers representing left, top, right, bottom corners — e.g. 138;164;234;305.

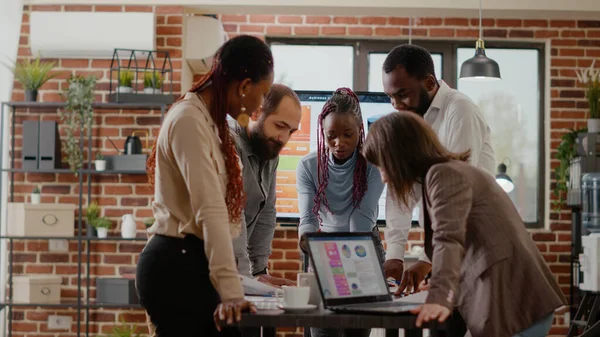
459;43;501;81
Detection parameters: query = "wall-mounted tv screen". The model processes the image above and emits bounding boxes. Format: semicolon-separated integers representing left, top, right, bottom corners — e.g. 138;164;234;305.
275;91;419;224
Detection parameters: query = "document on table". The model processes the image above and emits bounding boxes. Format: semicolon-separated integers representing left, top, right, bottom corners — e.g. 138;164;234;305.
240;275;277;296
393;290;428;304
245;295;280;310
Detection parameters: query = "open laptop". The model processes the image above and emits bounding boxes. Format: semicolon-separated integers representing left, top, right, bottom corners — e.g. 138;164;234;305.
305;232;422;314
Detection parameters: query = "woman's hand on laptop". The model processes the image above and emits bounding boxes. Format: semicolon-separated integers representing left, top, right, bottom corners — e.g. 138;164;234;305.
410;303;451;327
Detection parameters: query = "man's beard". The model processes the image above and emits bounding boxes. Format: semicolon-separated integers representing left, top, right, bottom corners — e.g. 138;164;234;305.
248;123;284;161
413;87;433;116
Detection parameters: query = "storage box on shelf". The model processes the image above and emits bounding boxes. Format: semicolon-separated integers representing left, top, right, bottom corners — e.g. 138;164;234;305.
12;275;62;304
96;277;139;305
7;203;75;237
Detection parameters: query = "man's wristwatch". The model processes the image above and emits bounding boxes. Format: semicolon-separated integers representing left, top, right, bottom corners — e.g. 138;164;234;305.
253;268;268;277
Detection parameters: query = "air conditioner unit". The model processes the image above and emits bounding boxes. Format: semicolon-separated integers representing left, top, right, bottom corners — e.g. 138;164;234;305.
30;11;155;59
184;15;228;74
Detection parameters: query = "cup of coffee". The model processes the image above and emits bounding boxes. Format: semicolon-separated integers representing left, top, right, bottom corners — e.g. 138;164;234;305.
276;286;310;307
297;272;321;305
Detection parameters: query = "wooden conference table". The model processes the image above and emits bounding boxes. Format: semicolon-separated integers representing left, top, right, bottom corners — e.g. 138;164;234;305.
226;307;448;337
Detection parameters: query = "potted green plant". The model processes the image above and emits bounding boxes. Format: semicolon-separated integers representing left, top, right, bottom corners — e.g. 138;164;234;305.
93;217;112;239
59;74;96;173
576;61;600;132
143;71;163;94
554;127;587;211
86;201;112;238
86;201;100;227
99;320;142;337
1;56;57;101
31;186;41;204
117;70;135;94
143;217;155;229
95;152;106;171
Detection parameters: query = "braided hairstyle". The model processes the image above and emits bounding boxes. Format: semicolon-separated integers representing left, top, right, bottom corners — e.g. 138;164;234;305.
312;88;368;226
147;35;274;224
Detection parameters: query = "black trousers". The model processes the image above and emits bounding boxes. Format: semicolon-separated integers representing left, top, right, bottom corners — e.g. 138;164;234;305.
136;234;241;337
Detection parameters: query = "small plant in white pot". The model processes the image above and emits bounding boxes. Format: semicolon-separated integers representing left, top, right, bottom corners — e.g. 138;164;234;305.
95;152;106;171
31;186;41;204
143;71;163;94
117;70;134;94
576;60;600;132
93;217;112;239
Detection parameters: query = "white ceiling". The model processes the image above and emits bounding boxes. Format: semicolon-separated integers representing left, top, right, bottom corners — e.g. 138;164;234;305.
25;0;600;20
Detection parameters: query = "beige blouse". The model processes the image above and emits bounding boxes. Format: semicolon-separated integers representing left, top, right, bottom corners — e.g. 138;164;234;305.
147;92;244;301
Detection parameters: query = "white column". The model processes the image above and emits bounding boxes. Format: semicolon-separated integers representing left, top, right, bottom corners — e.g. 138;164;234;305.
0;0;24;335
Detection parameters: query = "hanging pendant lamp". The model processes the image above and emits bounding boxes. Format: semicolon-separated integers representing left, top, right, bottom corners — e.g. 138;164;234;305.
459;0;501;81
495;159;514;193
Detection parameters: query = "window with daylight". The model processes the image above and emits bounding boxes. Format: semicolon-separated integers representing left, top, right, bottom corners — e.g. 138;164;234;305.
270;43;354;91
267;38;545;228
456;48;542;225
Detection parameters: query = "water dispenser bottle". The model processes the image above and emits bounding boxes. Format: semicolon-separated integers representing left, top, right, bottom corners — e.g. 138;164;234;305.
581;173;600;233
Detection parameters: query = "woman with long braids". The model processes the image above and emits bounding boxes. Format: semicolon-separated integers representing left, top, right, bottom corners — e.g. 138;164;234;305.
136;35;274;337
296;88;385;337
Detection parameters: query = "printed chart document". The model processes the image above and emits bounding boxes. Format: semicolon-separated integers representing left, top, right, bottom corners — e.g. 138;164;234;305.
245;295;279;310
240;275;277;296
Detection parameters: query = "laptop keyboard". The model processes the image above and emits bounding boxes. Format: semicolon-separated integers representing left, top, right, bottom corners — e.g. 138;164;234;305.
350;301;416;308
332;301;421;311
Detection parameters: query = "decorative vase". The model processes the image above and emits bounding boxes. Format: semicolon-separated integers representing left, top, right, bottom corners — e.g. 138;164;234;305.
117;86;133;94
588;118;600;133
31;193;40;204
143;87;157;94
97;227;108;238
25;90;38;102
121;214;137;238
95;160;106;171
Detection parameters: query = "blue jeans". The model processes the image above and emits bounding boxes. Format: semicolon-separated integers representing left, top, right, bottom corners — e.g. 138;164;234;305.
513;313;554;337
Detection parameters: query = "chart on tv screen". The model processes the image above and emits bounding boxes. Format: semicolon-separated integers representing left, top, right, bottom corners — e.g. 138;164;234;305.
274;103;312;218
274;92;420;222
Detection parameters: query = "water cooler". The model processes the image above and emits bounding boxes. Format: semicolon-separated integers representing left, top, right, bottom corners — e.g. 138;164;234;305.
579;173;600;291
568;172;600;336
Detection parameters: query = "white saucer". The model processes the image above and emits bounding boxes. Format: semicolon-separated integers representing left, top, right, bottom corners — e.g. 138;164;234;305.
277;303;318;313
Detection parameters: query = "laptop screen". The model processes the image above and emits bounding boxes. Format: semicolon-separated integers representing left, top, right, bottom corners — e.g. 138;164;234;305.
307;235;389;300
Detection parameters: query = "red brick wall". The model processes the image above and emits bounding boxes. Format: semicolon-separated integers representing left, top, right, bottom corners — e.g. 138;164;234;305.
9;5;184;337
10;5;599;336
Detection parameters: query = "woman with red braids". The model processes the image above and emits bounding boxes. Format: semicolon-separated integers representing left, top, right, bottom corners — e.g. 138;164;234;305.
296;88;385;337
136;35;274;337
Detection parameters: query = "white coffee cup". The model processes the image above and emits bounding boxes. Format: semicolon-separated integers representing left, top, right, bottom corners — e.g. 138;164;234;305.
297;272;321;306
276;286;310;307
